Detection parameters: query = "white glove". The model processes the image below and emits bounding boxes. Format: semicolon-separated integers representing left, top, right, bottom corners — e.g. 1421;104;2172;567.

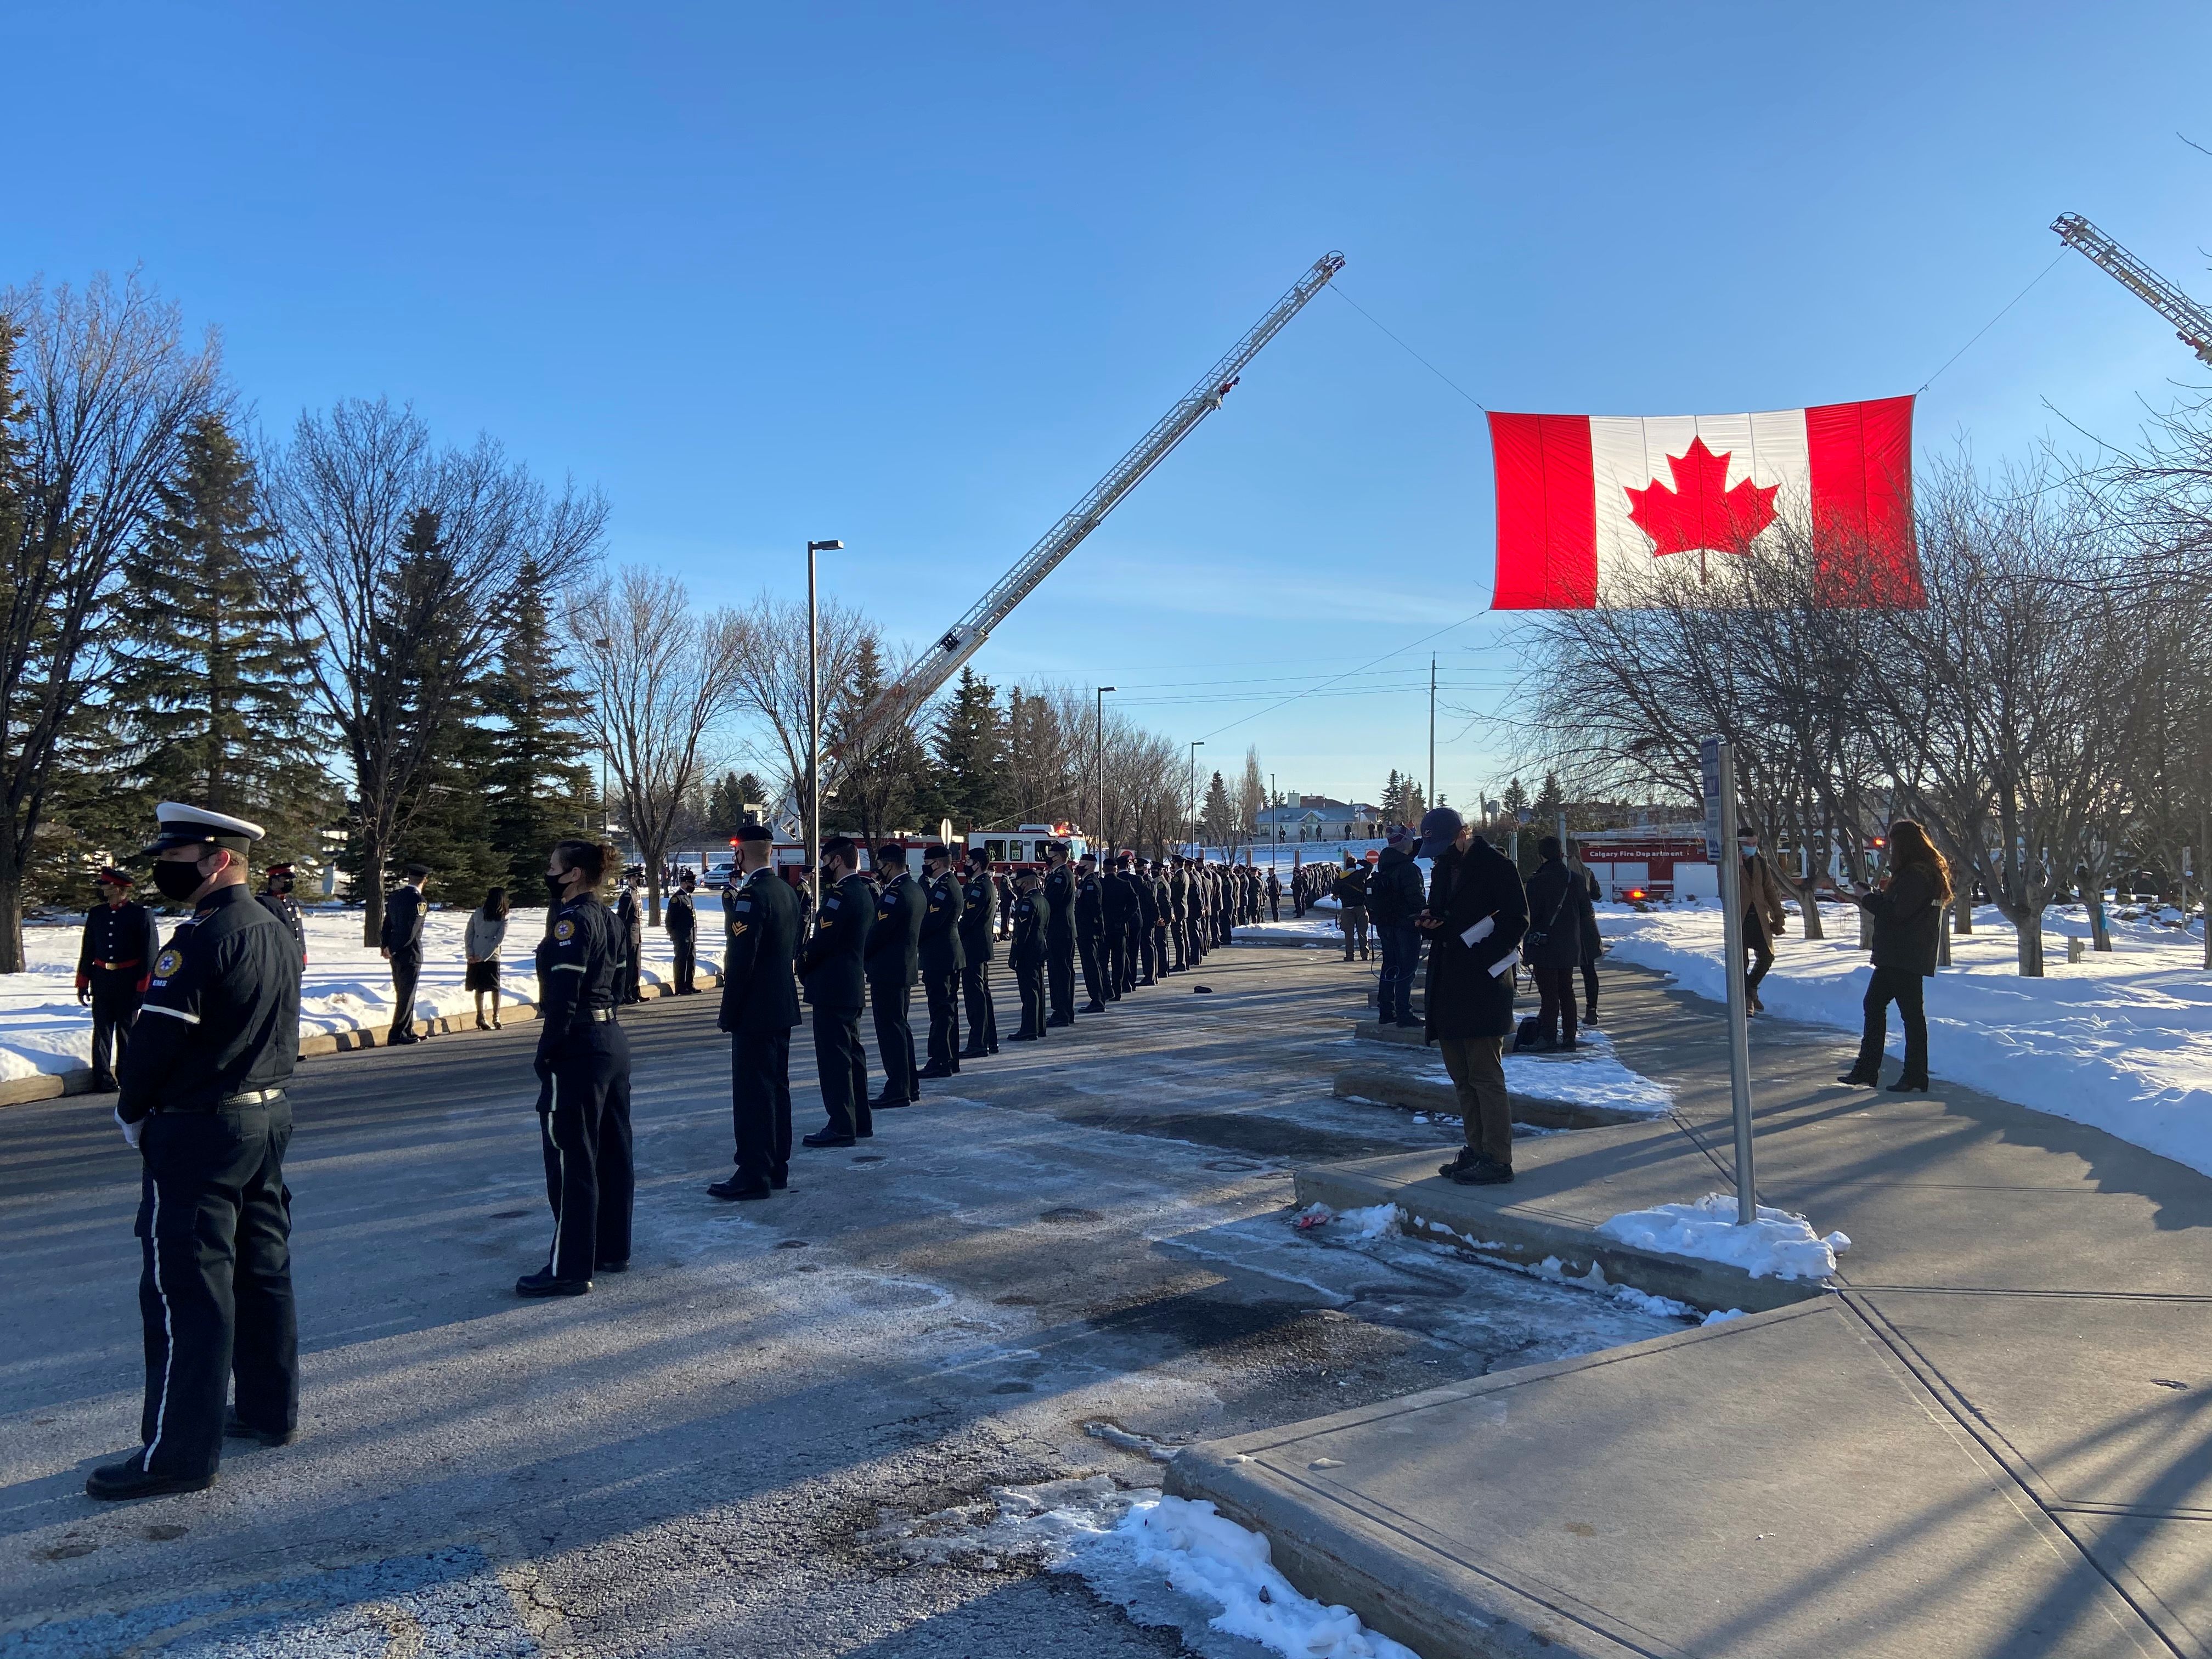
114;1107;142;1150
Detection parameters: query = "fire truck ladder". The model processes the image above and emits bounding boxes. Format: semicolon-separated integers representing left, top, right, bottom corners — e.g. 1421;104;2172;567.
2052;212;2212;369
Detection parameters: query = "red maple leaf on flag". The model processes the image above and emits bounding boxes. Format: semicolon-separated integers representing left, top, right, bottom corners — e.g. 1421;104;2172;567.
1623;436;1780;568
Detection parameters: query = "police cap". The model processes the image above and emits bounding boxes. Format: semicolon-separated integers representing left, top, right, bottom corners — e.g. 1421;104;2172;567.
736;821;772;844
94;866;134;887
142;802;265;857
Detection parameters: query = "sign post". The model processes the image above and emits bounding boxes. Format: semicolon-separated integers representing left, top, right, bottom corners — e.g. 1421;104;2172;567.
1702;736;1758;1226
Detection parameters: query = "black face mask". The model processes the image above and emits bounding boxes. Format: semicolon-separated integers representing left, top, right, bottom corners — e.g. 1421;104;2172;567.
546;873;571;900
153;861;205;902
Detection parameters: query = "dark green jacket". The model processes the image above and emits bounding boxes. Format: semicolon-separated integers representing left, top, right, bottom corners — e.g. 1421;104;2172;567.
718;867;799;1032
800;873;872;1011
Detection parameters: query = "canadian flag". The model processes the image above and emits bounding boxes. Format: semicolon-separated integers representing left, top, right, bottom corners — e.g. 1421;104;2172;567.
1487;395;1919;609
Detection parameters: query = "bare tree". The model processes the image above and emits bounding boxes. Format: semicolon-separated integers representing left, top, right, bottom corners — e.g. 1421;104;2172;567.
568;567;743;924
0;276;217;968
272;398;606;943
721;590;872;859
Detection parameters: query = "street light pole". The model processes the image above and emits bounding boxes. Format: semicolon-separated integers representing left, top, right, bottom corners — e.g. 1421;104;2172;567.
806;539;844;908
1188;740;1205;855
1094;686;1115;858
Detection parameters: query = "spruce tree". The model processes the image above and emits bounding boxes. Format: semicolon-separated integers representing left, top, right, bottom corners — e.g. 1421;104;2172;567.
109;413;332;862
932;667;1008;831
1201;770;1234;849
834;636;938;844
481;554;600;889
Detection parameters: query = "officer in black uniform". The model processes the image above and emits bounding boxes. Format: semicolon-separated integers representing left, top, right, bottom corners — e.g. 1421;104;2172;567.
1041;840;1077;1026
521;838;633;1297
1130;856;1161;987
710;824;799;1200
615;873;645;1004
1074;851;1108;1013
866;845;925;1107
380;862;430;1043
1105;852;1141;996
78;867;160;1093
89;803;301;1500
800;837;872;1147
255;863;307;968
1266;867;1282;922
1166;859;1189;972
916;844;966;1078
957;845;998;1058
1008;867;1047;1040
666;870;699;995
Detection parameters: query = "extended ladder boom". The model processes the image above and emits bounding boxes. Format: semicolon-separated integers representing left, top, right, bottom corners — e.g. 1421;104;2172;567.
866;251;1346;739
2053;212;2212;369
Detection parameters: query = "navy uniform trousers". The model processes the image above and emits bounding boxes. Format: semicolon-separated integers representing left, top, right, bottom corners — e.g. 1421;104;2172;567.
730;1023;792;1186
136;1097;298;1479
539;1023;634;1280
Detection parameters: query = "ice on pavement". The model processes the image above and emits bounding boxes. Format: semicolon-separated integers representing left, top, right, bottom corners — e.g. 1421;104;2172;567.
1597;1193;1851;1280
1600;899;2212;1178
874;1477;1421;1659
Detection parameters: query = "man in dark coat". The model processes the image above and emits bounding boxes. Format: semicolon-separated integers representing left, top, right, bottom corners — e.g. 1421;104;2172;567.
710;825;800;1199
1165;860;1189;972
1367;831;1427;1027
666;870;699;995
799;838;872;1146
78;868;161;1092
1041;840;1077;1025
1007;868;1047;1040
916;844;967;1078
1104;853;1139;996
616;874;645;1004
380;863;430;1043
865;844;926;1107
957;846;999;1058
1266;867;1281;922
1577;863;1604;1026
255;864;307;968
1074;852;1109;1013
1416;808;1527;1186
1523;836;1593;1050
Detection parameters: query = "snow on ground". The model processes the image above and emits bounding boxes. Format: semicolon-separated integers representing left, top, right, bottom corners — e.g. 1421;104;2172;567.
871;1476;1420;1659
0;894;729;1082
1599;899;2212;1177
1403;1025;1672;1117
1234;913;1347;942
1596;1193;1851;1281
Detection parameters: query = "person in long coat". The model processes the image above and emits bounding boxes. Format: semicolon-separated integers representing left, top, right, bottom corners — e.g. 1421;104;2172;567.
1417;808;1528;1186
1833;820;1949;1092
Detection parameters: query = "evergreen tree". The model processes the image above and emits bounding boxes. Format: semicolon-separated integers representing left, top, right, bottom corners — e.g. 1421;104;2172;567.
109;413;332;864
706;770;768;837
932;666;1007;831
1501;777;1530;819
1200;770;1234;849
1533;771;1565;821
481;553;599;889
835;636;937;845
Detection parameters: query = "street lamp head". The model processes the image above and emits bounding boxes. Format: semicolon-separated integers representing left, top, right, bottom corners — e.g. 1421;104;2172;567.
808;539;844;552
1100;685;1116;693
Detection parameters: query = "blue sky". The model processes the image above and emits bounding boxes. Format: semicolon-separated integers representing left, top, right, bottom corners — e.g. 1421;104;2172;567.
15;2;2210;809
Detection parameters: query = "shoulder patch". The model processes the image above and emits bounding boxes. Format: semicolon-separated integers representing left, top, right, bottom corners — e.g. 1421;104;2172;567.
554;918;577;941
732;899;753;913
153;947;184;978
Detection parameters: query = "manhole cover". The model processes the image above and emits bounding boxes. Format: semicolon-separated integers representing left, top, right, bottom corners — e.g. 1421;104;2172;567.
1038;1206;1105;1223
774;1240;811;1251
1204;1159;1261;1172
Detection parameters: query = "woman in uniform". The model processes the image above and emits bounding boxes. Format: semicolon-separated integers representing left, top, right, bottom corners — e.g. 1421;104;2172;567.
520;839;633;1297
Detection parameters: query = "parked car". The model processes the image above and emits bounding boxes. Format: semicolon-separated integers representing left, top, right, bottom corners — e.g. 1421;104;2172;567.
703;861;737;888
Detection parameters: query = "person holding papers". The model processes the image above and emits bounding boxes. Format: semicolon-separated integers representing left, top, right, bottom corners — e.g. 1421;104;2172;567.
1413;807;1529;1187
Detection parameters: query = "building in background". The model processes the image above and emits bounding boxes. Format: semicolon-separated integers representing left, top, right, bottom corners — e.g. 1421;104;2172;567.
1257;797;1381;843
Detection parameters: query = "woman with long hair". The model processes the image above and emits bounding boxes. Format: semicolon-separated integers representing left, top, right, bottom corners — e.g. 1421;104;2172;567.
466;885;510;1030
1835;819;1951;1092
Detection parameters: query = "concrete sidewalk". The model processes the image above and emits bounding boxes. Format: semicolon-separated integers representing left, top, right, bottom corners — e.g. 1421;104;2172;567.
1172;961;2212;1658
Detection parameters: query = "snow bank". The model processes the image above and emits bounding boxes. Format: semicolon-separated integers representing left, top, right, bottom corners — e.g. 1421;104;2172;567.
1597;1193;1850;1280
1598;900;2212;1178
0;894;727;1081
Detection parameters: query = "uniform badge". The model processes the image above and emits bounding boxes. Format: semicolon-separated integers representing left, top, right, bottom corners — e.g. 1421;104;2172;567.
554;919;577;941
733;899;752;913
823;898;839;910
153;948;183;978
731;921;749;936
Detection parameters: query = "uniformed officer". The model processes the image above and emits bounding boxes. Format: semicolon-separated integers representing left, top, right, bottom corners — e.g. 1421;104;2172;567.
255;863;307;968
799;837;872;1147
616;872;645;1004
865;844;925;1108
521;838;633;1296
1166;859;1189;972
77;867;159;1093
1074;851;1108;1014
89;803;302;1500
1136;857;1166;985
1106;853;1141;995
916;844;967;1078
709;824;799;1200
1041;840;1077;1026
1007;867;1047;1040
957;845;999;1058
666;870;699;995
1266;866;1282;922
380;862;430;1043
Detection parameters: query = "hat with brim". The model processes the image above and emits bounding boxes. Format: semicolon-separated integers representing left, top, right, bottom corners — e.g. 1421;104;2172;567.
95;867;134;887
142;802;265;857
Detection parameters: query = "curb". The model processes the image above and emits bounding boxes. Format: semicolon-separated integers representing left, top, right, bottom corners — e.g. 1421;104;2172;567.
0;970;722;1110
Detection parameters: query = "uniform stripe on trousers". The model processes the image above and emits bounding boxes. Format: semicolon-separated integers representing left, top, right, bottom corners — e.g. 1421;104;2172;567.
543;1074;563;1272
142;1182;177;1471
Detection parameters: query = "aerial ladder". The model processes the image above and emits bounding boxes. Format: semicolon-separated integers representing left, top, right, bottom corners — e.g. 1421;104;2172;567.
2052;212;2212;369
776;250;1346;840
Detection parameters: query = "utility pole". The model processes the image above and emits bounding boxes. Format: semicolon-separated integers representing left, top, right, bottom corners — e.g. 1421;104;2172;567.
1703;735;1758;1226
1188;741;1205;854
1428;654;1437;812
1094;686;1115;857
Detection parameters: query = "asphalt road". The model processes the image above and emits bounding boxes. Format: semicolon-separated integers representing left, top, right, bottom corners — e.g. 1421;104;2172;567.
1;943;1678;1657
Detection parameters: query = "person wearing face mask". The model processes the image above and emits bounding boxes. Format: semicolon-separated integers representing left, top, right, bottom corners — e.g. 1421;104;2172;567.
255;863;307;968
77;867;161;1093
520;839;633;1297
88;804;302;1500
1737;831;1788;1015
380;863;432;1043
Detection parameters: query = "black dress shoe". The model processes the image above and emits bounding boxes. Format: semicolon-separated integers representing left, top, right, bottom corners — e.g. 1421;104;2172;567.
1836;1069;1880;1087
387;1031;419;1046
1047;1014;1074;1028
708;1176;773;1201
770;1172;789;1190
223;1408;294;1447
869;1094;912;1110
987;1044;1000;1054
958;1047;989;1059
86;1457;215;1500
515;1268;591;1297
917;1063;955;1079
802;1128;856;1148
1887;1076;1929;1092
1447;1156;1515;1186
1081;1001;1107;1014
596;1259;630;1273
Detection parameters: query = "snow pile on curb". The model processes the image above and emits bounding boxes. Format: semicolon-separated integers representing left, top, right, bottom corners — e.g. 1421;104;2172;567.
1598;899;2212;1178
1597;1193;1850;1280
868;1479;1420;1658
